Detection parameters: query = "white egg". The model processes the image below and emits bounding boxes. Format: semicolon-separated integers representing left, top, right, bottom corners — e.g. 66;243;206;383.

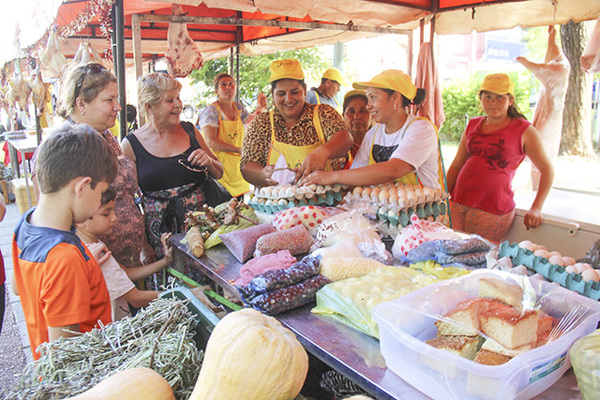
352;186;363;197
565;265;576;274
562;257;576;266
532;244;547;252
518;240;534;251
379;189;389;204
548;255;564;267
582;269;600;282
574;263;591;273
548;251;562;258
406;192;417;205
534;249;550;259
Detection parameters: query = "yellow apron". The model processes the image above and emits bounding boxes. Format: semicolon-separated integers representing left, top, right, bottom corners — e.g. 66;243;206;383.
215;105;249;197
268;105;332;171
367;117;446;189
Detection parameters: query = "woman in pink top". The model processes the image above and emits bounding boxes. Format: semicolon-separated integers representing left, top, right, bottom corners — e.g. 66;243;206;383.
447;73;554;242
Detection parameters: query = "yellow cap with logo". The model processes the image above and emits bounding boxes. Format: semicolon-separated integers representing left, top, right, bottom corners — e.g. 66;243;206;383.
478;73;514;96
353;69;416;100
322;67;347;86
269;59;305;83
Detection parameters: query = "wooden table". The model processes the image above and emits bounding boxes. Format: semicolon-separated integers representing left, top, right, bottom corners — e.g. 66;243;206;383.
169;233;582;400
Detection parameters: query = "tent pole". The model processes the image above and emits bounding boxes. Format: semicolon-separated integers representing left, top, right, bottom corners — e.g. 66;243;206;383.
113;0;127;140
132;14;145;126
236;21;241;102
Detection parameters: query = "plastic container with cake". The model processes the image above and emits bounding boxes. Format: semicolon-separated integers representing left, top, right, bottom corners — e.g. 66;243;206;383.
372;269;600;400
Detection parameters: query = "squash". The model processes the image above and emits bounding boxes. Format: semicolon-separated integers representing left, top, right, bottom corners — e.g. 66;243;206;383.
189;308;309;400
69;367;175;400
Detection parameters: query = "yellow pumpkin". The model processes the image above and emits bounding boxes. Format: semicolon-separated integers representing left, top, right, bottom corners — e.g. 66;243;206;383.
190;308;309;400
69;367;175;400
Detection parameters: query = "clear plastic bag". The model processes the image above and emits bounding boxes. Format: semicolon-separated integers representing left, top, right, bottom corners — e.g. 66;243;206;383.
582;16;600;74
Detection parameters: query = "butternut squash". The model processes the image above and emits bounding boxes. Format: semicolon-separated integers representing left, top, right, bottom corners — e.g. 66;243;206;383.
69;367;175;400
190;308;309;400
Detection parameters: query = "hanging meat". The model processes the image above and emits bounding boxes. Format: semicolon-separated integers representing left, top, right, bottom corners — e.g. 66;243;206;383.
8;71;32;111
29;69;47;116
165;4;204;78
72;41;105;66
516;26;570;190
40;27;68;77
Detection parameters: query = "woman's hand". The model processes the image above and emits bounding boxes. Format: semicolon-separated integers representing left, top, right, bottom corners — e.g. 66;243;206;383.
261;165;279;186
256;92;268;112
87;242;112;266
160;232;174;265
299;170;337;186
524;207;543;230
187;148;213;168
296;147;329;182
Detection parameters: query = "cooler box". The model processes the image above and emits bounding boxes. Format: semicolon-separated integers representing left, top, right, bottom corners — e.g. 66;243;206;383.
373;270;600;400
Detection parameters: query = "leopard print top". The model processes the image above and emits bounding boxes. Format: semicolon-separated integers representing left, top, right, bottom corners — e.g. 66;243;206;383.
240;102;348;168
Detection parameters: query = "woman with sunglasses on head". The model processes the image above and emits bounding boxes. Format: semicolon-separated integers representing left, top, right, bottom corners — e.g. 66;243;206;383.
301;70;442;189
446;73;554;242
122;72;223;259
199;73;267;198
32;62;154;269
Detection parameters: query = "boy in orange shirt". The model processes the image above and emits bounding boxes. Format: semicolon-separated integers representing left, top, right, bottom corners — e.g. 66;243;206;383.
12;124;118;359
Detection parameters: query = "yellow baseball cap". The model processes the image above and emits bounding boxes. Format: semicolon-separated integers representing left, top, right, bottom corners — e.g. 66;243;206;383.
478;73;514;95
343;89;367;104
322;67;347;86
269;59;305;83
353;69;417;100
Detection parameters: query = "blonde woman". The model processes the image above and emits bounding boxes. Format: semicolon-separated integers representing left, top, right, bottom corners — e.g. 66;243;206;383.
122;72;223;258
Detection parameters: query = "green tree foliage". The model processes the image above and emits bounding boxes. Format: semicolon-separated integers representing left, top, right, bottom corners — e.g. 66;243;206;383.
440;71;532;143
188;47;330;110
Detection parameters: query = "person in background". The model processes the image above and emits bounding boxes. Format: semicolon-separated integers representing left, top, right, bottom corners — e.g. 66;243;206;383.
122;72;223;261
12;124;118;360
306;67;347;111
76;186;174;321
199;73;267;198
301;70;441;189
342;89;372;168
447;73;554;242
240;59;352;187
0;194;5;334
32;62;153;269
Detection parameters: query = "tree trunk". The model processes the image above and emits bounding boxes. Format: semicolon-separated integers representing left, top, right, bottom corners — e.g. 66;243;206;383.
560;21;593;156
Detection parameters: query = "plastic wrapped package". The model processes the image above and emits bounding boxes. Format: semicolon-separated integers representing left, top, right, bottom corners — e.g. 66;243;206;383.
570;329;600;400
392;213;459;259
313;210;392;264
254;224;315;257
312;266;437;337
319;257;387;281
219;223;275;263
272;205;338;235
311;239;363;260
234;250;297;287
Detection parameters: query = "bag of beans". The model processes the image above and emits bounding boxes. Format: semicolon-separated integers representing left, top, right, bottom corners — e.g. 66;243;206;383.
220;223;275;262
254;224;315;257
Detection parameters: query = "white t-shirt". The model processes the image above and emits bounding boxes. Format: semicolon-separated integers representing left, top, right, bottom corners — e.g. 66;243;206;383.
351;115;440;189
85;240;135;321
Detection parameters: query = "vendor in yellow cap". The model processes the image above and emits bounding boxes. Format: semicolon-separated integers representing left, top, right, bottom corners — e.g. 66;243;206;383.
306;67;347;111
240;59;353;186
342;89;372;168
300;69;441;189
446;73;553;242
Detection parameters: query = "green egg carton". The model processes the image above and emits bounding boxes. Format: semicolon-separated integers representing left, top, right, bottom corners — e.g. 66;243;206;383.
498;242;600;301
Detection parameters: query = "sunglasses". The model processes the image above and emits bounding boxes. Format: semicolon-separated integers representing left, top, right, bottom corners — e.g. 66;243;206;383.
178;158;208;175
73;63;108;101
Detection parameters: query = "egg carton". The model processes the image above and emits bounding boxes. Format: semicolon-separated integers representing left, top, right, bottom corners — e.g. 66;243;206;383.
344;182;448;212
248;191;343;215
252;183;345;202
498;241;600;301
376;201;448;227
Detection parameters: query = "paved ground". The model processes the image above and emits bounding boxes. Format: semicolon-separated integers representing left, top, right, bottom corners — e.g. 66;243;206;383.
0;201;31;398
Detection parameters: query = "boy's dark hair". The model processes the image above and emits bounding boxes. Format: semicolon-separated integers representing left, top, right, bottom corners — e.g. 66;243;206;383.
101;186;117;205
37;124;118;194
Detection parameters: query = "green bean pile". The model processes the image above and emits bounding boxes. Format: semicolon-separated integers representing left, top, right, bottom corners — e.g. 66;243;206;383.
7;297;203;400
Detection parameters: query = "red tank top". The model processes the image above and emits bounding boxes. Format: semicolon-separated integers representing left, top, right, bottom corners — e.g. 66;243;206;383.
451;116;530;215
